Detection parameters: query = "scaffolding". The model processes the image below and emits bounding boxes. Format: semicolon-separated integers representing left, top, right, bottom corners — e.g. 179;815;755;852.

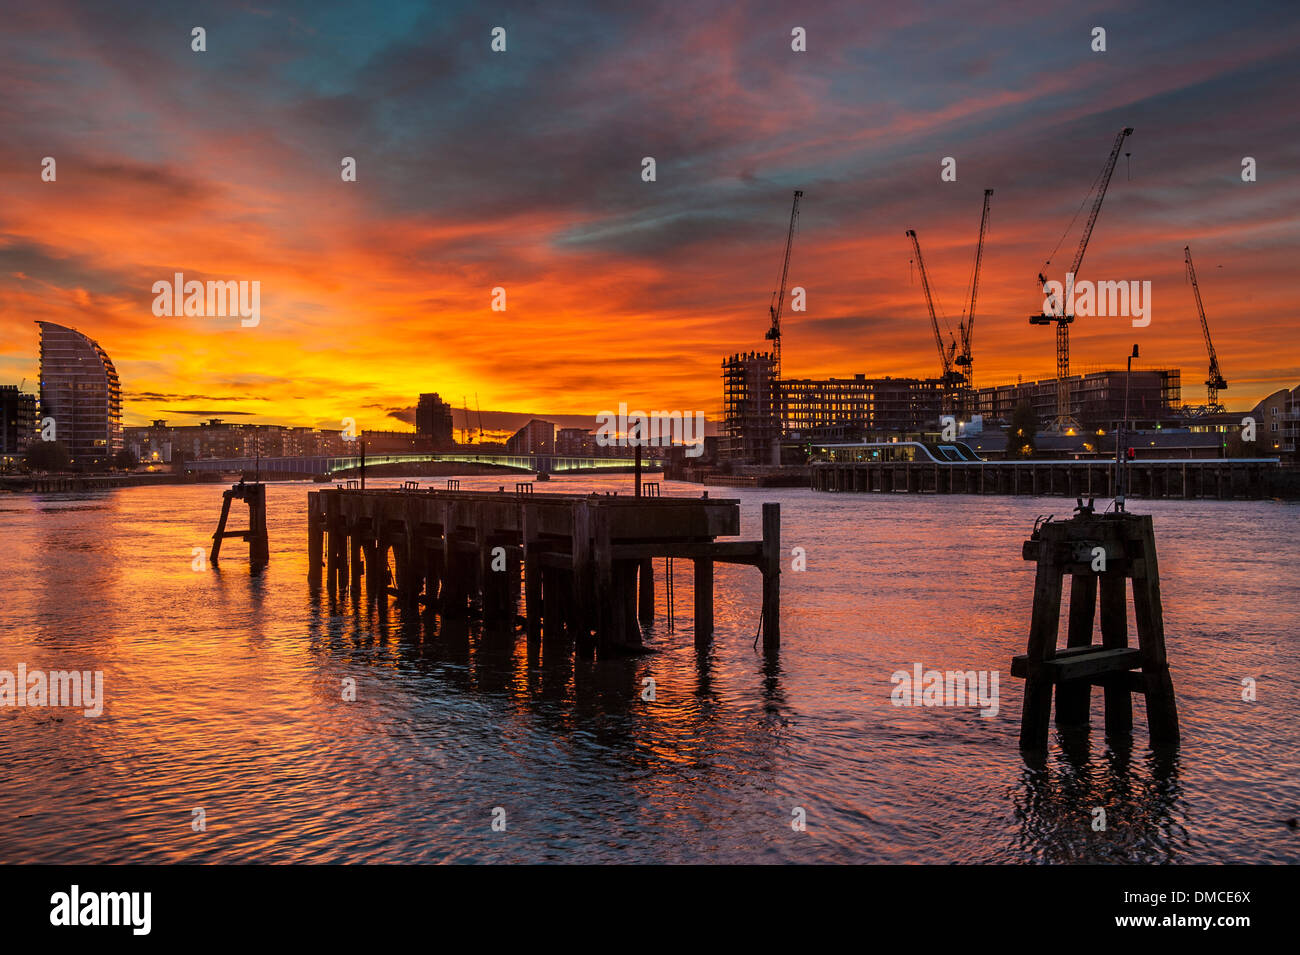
721;352;779;463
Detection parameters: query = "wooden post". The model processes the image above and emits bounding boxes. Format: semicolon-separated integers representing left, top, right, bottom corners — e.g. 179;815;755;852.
210;490;233;564
761;502;781;655
1130;516;1180;745
1098;572;1132;735
638;558;654;624
1055;573;1097;727
570;501;591;649
325;497;340;596
247;484;269;568
594;508;614;654
307;495;323;587
349;520;364;594
1020;539;1064;752
524;502;542;640
693;558;713;650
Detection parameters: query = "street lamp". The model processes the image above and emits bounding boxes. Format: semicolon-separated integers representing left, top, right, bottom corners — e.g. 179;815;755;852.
1115;344;1139;512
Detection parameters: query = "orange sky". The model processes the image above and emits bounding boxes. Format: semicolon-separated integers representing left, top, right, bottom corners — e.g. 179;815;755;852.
1;1;1297;431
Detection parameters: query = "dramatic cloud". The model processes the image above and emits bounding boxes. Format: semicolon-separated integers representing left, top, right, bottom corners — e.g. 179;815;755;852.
1;0;1297;427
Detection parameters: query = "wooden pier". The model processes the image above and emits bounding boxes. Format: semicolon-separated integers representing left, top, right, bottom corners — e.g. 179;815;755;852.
811;458;1276;499
305;487;782;657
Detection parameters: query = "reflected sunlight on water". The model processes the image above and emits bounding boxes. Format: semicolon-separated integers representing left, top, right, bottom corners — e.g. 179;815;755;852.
1;476;1297;863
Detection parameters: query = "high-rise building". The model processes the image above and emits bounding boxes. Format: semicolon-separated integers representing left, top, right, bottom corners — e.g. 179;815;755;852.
416;393;455;448
1;384;37;465
36;322;123;468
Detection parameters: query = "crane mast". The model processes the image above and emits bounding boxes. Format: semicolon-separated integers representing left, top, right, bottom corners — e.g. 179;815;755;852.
906;229;960;412
765;189;803;385
1184;245;1227;412
1032;127;1133;431
956;189;993;414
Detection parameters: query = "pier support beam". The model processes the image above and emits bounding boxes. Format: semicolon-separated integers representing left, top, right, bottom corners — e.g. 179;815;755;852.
638;558;654;624
761;502;781;655
693;558;713;650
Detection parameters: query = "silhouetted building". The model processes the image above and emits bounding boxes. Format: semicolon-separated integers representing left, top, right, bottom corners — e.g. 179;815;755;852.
506;419;555;455
416;393;455;449
124;418;349;462
37;322;123;468
1;384;37;464
975;369;1181;429
1250;386;1300;461
556;426;598;456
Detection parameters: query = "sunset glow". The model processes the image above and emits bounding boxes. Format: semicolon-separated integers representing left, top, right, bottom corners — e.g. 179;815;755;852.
1;1;1296;430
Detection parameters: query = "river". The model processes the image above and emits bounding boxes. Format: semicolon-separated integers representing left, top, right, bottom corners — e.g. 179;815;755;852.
1;476;1296;863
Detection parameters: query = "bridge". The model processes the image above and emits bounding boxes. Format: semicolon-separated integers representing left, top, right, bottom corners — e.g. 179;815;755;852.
185;450;659;476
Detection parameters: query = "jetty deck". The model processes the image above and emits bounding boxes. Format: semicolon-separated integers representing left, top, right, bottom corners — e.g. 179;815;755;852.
811;458;1278;499
306;486;781;657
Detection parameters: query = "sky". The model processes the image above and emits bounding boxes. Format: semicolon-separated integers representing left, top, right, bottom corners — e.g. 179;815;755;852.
1;0;1297;432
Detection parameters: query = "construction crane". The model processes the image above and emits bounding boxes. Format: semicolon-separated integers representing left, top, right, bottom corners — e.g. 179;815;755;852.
1184;245;1227;412
955;189;993;413
905;229;961;411
765;189;803;384
476;394;485;442
1032;126;1133;431
462;396;475;445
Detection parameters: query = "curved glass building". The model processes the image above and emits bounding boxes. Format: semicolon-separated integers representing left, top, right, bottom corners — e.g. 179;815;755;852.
36;322;123;468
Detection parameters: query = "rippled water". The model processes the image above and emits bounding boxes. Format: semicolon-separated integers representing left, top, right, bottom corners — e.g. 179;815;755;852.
1;476;1297;863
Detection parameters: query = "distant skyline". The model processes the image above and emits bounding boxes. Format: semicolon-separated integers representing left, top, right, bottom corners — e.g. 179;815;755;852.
2;0;1297;430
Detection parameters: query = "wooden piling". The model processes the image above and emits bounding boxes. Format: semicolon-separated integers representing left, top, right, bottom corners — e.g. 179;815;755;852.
1055;574;1097;727
761;502;781;655
211;481;268;568
304;487;774;664
638;558;655;624
693;558;713;650
1013;510;1179;751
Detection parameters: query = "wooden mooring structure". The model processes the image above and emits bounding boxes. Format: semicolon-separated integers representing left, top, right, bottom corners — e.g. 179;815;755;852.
306;487;782;657
210;481;269;568
1011;508;1179;751
812;458;1275;499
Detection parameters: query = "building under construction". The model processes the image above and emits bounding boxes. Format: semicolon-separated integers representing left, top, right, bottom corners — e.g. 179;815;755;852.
721;352;781;463
722;351;948;463
721;353;1183;463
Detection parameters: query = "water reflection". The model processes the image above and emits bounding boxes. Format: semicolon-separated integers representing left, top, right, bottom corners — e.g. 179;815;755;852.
1014;732;1189;863
2;479;1296;863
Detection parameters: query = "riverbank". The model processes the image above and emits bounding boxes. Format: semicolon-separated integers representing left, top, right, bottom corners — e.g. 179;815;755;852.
0;471;205;493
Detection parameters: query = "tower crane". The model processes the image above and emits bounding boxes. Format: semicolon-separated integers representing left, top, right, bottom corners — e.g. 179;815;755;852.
955;189;993;415
765;189;803;384
1184;245;1227;412
462;396;474;445
1032;126;1133;431
906;229;962;412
